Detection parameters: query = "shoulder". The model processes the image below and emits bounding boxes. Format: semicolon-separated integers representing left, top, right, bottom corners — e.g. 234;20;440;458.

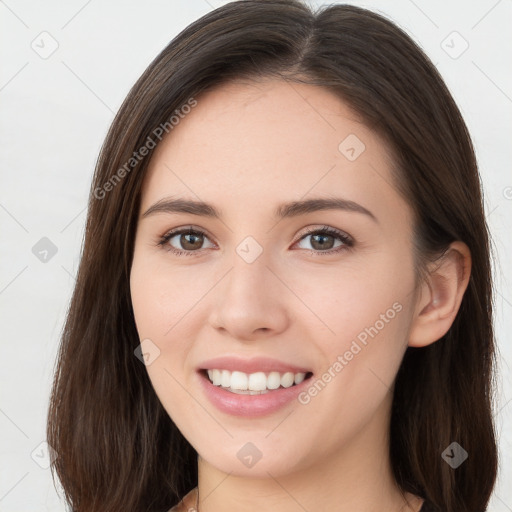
167;488;198;512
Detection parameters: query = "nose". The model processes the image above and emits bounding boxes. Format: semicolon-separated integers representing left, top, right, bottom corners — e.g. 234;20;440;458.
207;253;289;342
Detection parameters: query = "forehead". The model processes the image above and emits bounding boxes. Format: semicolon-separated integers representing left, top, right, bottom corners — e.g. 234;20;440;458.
140;78;402;222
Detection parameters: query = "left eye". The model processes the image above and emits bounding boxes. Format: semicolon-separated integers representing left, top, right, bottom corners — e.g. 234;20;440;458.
158;226;353;256
158;228;215;255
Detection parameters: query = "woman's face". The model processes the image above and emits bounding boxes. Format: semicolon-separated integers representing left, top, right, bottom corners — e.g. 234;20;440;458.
130;79;419;478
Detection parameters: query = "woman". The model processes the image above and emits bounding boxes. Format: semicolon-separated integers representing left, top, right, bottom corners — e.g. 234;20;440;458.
46;1;498;511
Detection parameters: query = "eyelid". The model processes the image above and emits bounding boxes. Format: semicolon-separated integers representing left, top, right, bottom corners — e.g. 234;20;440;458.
159;224;351;241
159;224;215;240
296;225;353;242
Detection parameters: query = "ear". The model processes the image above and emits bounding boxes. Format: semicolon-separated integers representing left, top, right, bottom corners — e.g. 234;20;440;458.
408;241;471;348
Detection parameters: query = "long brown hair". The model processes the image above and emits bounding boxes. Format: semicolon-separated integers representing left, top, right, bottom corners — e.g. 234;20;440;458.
46;1;498;510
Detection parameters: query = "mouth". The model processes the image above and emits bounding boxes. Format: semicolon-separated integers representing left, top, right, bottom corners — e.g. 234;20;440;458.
199;368;314;395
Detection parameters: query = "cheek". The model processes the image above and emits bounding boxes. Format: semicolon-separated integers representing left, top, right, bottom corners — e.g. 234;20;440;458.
130;252;206;339
130;256;200;420
129;253;211;399
297;253;414;344
298;252;415;398
292;282;413;455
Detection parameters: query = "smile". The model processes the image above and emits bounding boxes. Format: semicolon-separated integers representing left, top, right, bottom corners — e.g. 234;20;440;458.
198;368;314;417
205;369;311;394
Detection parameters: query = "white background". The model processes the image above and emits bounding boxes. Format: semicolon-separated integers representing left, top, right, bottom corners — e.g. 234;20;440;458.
0;0;510;510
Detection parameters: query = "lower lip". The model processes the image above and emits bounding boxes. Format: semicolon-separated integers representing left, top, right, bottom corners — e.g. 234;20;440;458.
198;371;313;418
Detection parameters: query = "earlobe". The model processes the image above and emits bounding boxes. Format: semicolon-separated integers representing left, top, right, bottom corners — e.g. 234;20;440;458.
408;241;471;348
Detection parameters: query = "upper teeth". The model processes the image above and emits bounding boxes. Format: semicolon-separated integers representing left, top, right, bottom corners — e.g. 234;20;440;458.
207;369;306;391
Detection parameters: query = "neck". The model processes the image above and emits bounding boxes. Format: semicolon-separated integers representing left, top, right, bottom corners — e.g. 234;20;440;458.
194;392;422;512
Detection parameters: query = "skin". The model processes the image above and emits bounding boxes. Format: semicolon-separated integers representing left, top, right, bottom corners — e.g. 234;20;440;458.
130;78;471;512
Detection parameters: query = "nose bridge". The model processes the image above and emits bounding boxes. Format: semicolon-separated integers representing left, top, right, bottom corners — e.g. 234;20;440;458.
209;238;288;338
223;241;275;311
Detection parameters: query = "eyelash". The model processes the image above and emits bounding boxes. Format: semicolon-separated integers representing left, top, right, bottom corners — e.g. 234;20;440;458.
157;225;354;257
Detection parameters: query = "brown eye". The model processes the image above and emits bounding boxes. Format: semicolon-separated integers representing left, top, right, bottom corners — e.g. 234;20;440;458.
159;228;215;255
177;232;204;250
295;226;353;254
308;233;336;250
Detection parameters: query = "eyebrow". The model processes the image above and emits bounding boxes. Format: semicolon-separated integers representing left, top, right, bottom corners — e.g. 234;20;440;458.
141;196;378;223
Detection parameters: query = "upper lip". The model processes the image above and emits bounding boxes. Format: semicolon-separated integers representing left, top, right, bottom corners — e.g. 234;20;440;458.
198;356;312;375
